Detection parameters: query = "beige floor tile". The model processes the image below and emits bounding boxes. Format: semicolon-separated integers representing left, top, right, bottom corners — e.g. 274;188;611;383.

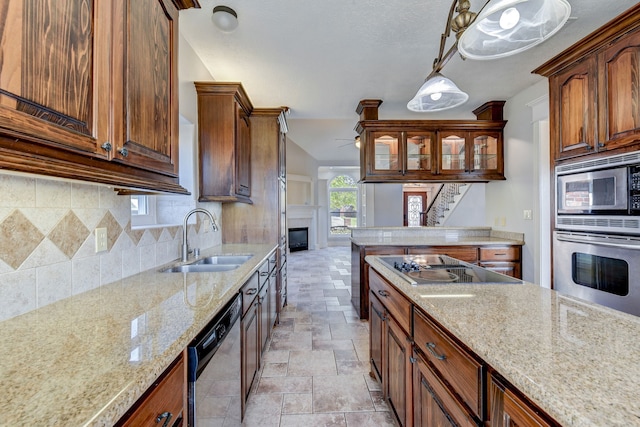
311;311;347;324
282;392;313;414
353;338;370;361
329;322;370;340
333;348;359;361
369;390;390;411
256;376;313;394
269;330;313;351
242;393;283;427
344;411;397;426
262;349;290;364
294;323;332;340
288;350;337;376
364;374;382;392
261;362;288;377
280;413;347;427
312;374;375;413
312;339;355;351
336;360;371;376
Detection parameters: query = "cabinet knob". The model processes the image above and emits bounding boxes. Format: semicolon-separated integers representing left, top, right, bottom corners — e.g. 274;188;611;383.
245;288;258;295
100;142;112;152
260;271;269;277
377;290;389;297
118;147;129;157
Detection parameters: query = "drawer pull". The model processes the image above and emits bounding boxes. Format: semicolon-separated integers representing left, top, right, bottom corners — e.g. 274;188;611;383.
156;412;173;427
260;271;269;276
425;342;447;361
494;253;507;256
245;288;258;295
377;290;389;297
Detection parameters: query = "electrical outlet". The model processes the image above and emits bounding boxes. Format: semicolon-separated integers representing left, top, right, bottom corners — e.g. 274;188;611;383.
523;210;533;220
500;217;507;227
95;227;108;253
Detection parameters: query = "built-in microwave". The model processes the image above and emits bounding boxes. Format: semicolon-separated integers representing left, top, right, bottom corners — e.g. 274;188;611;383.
555;151;640;235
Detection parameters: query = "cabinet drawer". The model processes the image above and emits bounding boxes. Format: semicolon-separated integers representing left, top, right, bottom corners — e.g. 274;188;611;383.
490;375;553;427
242;272;260;316
119;354;185;427
479;247;519;261
414;309;483;419
369;267;411;333
407;246;479;263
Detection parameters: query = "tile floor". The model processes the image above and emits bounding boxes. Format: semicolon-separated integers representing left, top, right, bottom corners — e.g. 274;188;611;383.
238;246;396;426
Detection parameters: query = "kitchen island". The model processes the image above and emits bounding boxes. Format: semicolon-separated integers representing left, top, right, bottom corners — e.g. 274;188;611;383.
0;243;276;426
366;254;640;426
351;226;524;319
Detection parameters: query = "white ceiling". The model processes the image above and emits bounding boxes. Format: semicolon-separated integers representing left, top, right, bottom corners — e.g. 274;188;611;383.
180;0;637;166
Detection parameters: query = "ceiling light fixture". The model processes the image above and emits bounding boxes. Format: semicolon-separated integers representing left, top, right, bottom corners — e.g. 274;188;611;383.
354;136;361;149
458;0;571;60
212;5;238;32
408;0;571;112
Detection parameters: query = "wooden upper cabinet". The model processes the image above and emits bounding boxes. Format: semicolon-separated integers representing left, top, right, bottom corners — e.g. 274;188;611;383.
111;0;179;176
535;4;640;162
356;100;506;183
196;82;254;203
0;0;196;194
0;0;109;157
550;57;597;160
598;30;640;151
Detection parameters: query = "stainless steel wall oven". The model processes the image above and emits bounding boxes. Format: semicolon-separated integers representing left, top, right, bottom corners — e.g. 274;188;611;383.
554;151;640;316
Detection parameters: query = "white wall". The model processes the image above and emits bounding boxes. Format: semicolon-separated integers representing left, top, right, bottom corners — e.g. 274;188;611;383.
485;79;549;283
445;184;486;226
373;184;404;226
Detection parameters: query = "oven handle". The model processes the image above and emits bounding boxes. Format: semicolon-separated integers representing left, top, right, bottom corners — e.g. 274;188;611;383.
556;232;640;250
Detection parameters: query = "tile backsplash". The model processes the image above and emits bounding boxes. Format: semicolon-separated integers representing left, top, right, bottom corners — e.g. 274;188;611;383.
0;173;220;321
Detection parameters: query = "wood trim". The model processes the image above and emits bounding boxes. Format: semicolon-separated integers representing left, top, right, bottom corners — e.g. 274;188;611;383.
170;0;201;9
533;3;640;76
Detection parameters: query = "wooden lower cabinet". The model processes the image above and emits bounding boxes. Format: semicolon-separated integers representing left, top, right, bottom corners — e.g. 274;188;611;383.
489;375;555;427
413;352;481;427
117;351;186;427
386;314;413;427
242;296;259;405
367;263;557;427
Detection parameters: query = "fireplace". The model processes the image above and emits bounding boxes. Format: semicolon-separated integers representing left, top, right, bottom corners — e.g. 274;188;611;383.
288;227;308;252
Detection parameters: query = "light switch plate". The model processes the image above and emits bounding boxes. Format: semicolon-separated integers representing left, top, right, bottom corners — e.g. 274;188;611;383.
95;227;108;252
523;210;533;220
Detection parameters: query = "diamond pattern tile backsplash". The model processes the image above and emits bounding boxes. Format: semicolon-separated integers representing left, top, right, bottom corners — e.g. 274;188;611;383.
0;173;220;321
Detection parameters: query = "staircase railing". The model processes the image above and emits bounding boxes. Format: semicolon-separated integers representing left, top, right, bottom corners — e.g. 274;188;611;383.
425;183;465;226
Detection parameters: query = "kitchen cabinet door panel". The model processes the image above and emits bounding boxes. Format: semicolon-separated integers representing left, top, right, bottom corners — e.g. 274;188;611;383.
112;0;179;176
0;0;109;156
599;30;640;150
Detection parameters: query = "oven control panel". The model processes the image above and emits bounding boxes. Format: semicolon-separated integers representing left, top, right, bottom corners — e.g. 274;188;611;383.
630;165;640;212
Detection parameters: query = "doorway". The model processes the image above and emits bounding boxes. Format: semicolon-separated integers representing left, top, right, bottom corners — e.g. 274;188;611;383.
403;192;427;226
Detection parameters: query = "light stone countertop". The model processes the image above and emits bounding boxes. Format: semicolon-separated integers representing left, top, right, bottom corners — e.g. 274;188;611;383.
0;243;276;427
366;256;640;427
350;226;525;246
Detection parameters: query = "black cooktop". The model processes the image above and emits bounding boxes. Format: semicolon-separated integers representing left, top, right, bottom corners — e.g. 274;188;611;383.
377;254;523;285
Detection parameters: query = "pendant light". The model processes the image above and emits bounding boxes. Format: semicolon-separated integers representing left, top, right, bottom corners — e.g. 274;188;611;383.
457;0;571;60
407;73;469;112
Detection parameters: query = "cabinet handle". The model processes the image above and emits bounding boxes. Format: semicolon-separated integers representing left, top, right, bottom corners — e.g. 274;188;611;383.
260;271;269;276
494;253;507;256
156;411;173;427
425;342;447;360
245;288;258;295
377;290;389;297
101;142;112;152
118;147;129;157
504;412;511;425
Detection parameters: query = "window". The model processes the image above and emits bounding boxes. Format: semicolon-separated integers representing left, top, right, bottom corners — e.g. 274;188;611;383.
131;195;157;226
329;175;358;235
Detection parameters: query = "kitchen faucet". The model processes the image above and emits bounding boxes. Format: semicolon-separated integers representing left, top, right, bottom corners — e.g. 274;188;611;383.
182;208;218;262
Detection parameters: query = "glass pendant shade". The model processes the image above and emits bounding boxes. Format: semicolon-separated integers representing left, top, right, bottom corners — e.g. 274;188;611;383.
407;73;469;112
457;0;571;60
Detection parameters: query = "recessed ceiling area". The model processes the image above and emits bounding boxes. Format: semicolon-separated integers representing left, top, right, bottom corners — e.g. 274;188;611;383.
180;0;638;166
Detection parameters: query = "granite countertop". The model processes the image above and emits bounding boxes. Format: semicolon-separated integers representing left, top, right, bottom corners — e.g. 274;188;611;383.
350;226;525;246
0;243;276;426
366;256;640;427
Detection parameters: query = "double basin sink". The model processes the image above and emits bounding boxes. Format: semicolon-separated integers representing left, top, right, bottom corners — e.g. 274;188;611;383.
162;254;253;273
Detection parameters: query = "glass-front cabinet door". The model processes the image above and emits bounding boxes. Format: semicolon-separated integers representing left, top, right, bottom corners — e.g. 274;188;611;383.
370;131;401;174
472;132;498;171
439;131;467;174
404;132;435;177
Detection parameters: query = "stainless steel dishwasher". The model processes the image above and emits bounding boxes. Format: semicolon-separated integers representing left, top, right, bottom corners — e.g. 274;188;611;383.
187;293;242;426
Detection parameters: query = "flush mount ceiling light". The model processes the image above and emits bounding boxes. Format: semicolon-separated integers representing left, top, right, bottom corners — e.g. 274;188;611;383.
212;5;238;32
408;0;570;112
458;0;571;60
354;136;361;149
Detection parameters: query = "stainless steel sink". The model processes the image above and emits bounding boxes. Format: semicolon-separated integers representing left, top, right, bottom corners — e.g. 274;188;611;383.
161;254;253;273
191;255;253;265
163;264;241;273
